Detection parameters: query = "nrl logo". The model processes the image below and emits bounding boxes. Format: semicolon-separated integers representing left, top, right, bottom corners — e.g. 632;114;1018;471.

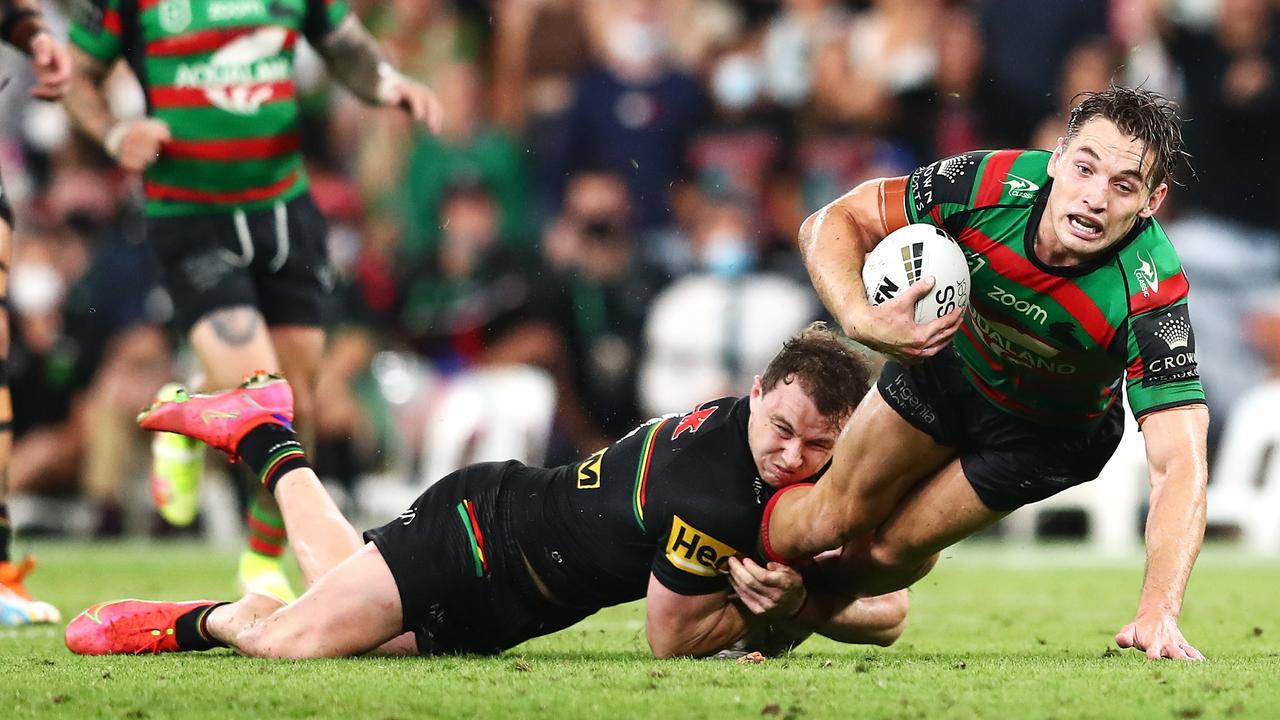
159;0;192;33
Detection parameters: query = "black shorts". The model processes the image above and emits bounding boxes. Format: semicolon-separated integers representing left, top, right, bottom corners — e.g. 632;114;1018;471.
877;350;1125;512
147;192;332;334
363;461;593;655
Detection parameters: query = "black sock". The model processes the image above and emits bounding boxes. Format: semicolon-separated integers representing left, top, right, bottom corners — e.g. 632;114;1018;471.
0;503;10;563
235;423;310;493
174;602;230;651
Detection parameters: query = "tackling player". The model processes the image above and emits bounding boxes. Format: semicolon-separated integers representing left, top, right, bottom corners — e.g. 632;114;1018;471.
0;0;70;625
765;86;1210;661
66;325;909;658
62;0;442;600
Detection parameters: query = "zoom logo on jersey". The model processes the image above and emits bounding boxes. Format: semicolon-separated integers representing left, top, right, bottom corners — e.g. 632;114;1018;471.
1134;305;1198;387
986;284;1048;324
666;516;740;577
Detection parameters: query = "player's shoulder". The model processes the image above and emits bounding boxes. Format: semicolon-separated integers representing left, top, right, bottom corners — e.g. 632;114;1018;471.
908;149;1050;219
1116;216;1190;312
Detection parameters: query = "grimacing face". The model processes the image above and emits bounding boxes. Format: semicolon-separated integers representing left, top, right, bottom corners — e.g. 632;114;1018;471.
1041;117;1168;264
746;375;842;488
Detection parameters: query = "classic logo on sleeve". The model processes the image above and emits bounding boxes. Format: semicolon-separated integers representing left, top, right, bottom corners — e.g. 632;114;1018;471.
1134;305;1198;387
665;516;741;577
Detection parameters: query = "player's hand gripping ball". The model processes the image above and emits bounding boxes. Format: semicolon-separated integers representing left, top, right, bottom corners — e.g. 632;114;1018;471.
862;224;971;323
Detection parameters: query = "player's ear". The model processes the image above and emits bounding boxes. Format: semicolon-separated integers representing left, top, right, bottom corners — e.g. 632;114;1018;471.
1048;138;1066;178
750;375;763;400
1139;181;1168;218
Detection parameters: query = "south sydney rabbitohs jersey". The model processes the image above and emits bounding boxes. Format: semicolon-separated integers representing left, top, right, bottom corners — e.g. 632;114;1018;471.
69;0;348;217
902;149;1205;424
503;397;792;609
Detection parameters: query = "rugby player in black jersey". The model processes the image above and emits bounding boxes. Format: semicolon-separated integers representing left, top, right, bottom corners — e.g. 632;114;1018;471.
65;324;909;658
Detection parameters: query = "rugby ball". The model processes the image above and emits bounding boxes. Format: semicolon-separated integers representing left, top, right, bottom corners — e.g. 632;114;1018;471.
862;224;970;323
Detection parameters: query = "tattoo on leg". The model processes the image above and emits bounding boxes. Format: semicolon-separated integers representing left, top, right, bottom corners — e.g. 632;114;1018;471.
208;308;262;347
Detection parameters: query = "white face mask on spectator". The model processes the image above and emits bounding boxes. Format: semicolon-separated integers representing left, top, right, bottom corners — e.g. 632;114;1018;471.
712;54;762;111
606;18;668;68
10;262;65;315
703;231;755;279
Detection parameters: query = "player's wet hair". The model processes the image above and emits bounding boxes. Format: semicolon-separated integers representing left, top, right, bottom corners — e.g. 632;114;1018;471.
760;322;869;427
1066;86;1189;189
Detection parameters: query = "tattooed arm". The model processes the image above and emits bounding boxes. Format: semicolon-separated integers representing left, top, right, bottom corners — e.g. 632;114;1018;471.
0;0;69;99
314;14;443;133
65;45;169;170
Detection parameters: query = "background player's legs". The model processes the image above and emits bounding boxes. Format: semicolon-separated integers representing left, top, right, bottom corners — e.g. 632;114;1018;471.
0;219;58;622
205;543;406;658
0;219;13;562
189;305;297;596
769;387;958;558
825;459;1007;598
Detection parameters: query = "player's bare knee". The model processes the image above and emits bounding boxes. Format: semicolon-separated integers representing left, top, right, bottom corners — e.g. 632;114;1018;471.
867;536;911;570
872;590;911;647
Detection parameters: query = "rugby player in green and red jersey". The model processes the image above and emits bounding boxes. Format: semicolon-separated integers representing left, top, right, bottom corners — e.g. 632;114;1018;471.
764;86;1211;661
61;0;442;599
0;0;71;626
65;325;910;658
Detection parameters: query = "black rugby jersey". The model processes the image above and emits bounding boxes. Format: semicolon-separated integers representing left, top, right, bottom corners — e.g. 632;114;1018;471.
500;396;790;609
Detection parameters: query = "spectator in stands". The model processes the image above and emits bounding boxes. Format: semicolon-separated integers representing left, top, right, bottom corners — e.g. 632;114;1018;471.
397;63;532;259
550;0;705;232
975;0;1109;146
639;190;818;416
536;169;667;459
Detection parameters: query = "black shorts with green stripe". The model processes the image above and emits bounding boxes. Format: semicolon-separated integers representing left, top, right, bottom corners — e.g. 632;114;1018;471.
363;460;592;655
146;192;333;334
877;348;1125;512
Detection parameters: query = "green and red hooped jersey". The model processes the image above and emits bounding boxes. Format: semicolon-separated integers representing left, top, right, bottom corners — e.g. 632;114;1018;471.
69;0;349;217
900;149;1205;424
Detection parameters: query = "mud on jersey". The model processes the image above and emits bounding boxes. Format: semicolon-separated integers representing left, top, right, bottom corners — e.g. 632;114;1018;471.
502;397;785;609
903;149;1205;423
69;0;348;217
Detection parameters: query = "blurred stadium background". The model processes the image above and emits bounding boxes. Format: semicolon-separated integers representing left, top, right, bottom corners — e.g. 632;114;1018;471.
3;0;1280;555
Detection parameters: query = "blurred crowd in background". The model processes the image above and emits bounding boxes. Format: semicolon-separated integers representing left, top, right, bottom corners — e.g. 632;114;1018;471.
4;0;1280;536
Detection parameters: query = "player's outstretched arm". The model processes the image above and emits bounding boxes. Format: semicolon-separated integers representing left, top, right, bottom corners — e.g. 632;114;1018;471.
644;575;750;658
799;179;962;363
1116;405;1209;661
315;15;443;134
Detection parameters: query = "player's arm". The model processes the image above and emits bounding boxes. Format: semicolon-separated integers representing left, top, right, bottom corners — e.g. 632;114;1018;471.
644;575;749;658
798;177;962;362
728;556;907;646
1115;404;1208;661
64;45;169;172
0;0;70;99
311;12;442;133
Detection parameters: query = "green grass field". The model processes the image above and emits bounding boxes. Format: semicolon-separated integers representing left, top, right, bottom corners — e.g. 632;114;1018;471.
3;541;1278;719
